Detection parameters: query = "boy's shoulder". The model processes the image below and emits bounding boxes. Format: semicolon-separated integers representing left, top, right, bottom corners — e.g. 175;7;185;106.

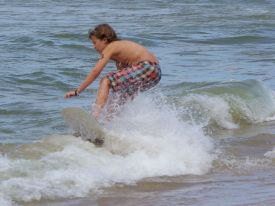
106;40;129;51
111;40;141;49
110;40;127;46
105;40;141;56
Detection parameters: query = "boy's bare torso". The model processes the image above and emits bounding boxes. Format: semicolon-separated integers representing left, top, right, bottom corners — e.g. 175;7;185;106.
107;40;158;66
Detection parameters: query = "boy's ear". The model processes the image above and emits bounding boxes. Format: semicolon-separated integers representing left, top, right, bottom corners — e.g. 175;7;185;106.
103;38;108;43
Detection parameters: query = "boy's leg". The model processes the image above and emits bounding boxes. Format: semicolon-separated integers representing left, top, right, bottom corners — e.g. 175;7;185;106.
93;77;110;118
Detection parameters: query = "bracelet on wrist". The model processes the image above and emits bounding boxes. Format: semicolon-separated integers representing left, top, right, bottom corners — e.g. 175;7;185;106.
74;89;79;96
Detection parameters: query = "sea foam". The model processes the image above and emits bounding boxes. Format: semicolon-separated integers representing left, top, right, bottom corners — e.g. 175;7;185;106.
171;80;275;129
0;93;214;205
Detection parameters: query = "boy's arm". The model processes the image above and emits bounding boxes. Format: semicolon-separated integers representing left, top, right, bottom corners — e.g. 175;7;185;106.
64;47;112;98
77;52;110;93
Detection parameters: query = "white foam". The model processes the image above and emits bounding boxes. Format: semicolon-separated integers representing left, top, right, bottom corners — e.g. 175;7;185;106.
0;194;14;206
218;156;272;172
180;94;238;129
264;147;275;159
0;155;11;172
0;93;215;204
178;83;275;129
264;90;275;122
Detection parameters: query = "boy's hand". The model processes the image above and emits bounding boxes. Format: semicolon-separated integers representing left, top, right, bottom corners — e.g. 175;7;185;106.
64;90;78;98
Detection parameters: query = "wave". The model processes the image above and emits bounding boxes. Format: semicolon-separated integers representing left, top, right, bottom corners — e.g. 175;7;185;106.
165;79;275;129
52;32;86;40
265;147;275;159
213;133;275;172
190;35;275;45
0;93;215;205
1;79;274;205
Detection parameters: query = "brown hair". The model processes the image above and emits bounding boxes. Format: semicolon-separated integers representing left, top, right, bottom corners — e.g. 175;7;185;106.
88;24;119;42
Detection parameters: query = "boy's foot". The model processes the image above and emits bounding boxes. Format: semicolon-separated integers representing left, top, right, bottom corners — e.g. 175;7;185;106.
93;138;104;146
73;131;81;137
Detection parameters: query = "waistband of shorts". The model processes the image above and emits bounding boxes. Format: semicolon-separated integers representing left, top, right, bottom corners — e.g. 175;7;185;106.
135;60;159;66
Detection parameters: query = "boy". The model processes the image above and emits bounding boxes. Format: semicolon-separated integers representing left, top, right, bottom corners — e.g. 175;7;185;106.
65;24;161;118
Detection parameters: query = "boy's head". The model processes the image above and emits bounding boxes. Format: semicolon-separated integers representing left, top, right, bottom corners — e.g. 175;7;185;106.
88;24;119;43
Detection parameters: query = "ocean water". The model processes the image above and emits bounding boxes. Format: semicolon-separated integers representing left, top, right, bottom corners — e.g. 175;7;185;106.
1;0;275;206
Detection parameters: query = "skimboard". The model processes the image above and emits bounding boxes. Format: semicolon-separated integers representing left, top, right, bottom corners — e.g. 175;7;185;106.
61;107;104;145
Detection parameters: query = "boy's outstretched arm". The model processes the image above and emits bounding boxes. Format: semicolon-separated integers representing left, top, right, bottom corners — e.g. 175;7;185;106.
64;50;111;98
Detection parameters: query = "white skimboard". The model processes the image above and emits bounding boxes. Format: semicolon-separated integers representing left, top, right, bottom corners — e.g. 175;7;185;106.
61;107;104;145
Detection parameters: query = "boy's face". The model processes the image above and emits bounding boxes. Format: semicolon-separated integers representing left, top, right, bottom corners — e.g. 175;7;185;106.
91;36;108;53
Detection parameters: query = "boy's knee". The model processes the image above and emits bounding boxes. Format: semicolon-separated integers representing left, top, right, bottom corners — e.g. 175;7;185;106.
100;77;110;87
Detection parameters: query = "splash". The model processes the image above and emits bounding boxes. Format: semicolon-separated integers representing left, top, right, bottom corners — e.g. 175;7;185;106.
0;93;214;205
168;79;275;129
265;147;275;159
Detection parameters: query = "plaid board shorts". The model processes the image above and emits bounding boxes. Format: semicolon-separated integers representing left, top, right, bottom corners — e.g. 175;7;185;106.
106;61;161;98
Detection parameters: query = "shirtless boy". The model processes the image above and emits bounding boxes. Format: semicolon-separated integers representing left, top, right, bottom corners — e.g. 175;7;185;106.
65;24;161;118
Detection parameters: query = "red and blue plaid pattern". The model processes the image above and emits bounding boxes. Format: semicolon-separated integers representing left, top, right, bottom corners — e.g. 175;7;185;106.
106;61;161;98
